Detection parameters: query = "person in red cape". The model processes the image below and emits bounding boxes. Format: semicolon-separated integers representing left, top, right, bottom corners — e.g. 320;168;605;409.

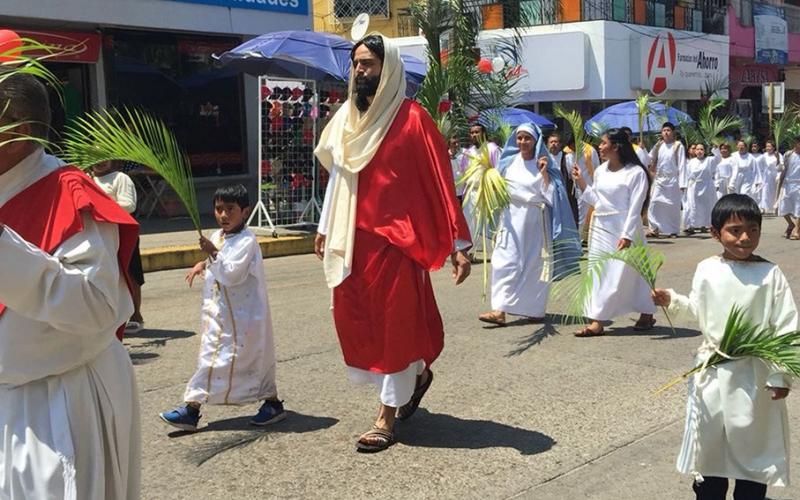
315;34;472;453
0;72;140;498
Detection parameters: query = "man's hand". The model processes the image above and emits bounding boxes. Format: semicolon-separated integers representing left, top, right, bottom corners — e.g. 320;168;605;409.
314;233;325;261
572;165;587;191
768;387;790;400
652;288;671;307
616;238;632;250
185;261;206;288
451;250;471;285
538;156;550;186
199;236;218;257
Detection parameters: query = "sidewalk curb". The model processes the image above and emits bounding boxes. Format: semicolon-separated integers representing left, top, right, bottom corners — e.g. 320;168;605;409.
141;235;315;273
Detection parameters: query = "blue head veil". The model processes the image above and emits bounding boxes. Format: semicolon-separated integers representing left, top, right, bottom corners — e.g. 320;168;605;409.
498;122;581;280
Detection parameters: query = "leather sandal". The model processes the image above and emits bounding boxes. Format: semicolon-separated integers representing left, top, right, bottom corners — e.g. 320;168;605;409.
574;326;604;337
356;425;394;453
633;317;657;330
397;369;433;421
478;311;506;326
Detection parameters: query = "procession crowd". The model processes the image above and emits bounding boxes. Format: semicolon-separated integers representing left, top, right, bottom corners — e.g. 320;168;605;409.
0;32;799;500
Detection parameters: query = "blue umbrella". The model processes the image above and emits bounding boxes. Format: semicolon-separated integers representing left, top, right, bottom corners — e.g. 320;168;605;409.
584;101;693;135
400;53;427;86
479;107;554;128
217;30;353;81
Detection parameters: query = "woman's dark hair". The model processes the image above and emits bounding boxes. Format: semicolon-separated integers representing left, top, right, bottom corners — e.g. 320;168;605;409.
213;184;250;209
765;138;777;153
711;194;761;232
604;128;651;216
351;35;385;64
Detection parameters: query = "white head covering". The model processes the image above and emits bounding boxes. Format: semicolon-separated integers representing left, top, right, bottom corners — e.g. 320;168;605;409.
314;34;406;288
515;123;537;139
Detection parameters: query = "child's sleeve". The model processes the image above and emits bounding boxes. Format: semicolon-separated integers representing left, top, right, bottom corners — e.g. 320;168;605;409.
206;235;258;287
666;265;701;323
766;269;799;389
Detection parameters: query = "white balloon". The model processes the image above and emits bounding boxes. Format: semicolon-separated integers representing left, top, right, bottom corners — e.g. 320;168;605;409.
491;57;505;73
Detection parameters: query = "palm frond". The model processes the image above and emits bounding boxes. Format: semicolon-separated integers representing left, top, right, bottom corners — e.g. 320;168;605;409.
635;92;654;146
458;142;510;298
555;105;587;167
656;305;800;393
61;107;201;234
696;99;742;146
770;105;799;152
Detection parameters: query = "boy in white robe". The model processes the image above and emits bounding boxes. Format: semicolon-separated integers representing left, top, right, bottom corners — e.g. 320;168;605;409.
778;136;800;239
729;140;763;204
160;184;284;431
714;143;734;200
647;122;686;237
760;140;781;215
653;194;798;500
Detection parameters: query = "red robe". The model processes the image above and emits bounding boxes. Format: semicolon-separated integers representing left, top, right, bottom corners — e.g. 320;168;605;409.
332;100;471;374
0;166;139;339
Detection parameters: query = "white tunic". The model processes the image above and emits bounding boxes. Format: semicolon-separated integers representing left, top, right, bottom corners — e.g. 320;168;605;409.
760;152;781;211
581;162;656;321
0;150;140;499
566;145;599;225
729;152;763;203
184;229;278;405
93;171;137;214
648;141;686;234
668;256;798;486
714;152;734;199
491;154;555;318
684;155;720;229
778;151;800;217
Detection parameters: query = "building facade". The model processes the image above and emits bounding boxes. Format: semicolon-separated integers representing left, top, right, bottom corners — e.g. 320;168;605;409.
2;0;311;212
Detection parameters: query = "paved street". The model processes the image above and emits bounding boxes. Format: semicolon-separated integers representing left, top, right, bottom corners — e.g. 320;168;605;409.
130;216;800;500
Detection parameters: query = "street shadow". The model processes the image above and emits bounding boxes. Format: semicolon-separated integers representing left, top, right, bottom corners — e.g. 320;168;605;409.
506;323;559;357
125;328;194;364
647;240;675;245
170;411;339;466
603;322;699;339
398;409;555;456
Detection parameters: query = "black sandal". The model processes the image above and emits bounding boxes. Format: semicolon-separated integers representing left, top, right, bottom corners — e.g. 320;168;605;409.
356;425;394;453
396;369;433;421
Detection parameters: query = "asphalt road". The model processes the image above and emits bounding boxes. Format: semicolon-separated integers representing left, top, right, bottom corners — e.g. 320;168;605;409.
128;216;800;500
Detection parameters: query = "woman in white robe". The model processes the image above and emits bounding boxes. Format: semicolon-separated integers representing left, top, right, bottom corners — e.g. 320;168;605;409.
714;143;734;200
479;125;554;325
571;128;656;337
729;140;763;203
760;140;781;214
683;144;720;232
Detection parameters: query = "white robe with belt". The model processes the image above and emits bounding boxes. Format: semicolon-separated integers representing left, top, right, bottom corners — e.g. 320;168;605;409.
490;154;555;318
714;152;734;199
778;152;800;217
668;256;798;486
0;150;140;500
684;155;720;229
648;142;686;235
184;229;278;405
729;152;763;203
581;162;656;321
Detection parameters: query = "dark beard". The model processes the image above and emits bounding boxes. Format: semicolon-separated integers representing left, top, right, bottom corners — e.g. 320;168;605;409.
354;74;379;112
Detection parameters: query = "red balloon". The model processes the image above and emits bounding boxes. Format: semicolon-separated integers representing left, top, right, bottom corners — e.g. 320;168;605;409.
0;30;23;62
477;58;492;74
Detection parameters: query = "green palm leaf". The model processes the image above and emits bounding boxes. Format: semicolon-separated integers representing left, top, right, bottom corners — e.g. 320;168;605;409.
656;305;800;394
554;105;586;169
61;107;201;234
458;142;510;299
696;99;742;146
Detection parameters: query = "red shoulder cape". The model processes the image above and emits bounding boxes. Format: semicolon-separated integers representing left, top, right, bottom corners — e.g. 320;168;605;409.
355;99;471;269
0;166;139;339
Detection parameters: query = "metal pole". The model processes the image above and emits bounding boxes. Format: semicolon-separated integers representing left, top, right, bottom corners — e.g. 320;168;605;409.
768;82;774;130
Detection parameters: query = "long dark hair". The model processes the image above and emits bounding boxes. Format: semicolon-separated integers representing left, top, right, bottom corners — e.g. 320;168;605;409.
605;128;651;216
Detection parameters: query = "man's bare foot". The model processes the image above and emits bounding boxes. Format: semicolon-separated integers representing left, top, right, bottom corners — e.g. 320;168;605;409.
478;311;506;326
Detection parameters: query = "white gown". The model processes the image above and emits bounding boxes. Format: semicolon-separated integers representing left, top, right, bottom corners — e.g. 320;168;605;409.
581;162;656;321
729;152;763;203
566;145;600;227
0;150;140;500
684;155;720;229
760;153;781;212
648;142;686;235
490;154;555;318
714;152;734;200
778;151;800;217
184;229;278;405
668;256;798;486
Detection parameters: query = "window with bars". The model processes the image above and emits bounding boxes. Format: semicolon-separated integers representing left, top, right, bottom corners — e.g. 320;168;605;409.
583;0;632;22
333;0;389;19
520;0;557;25
646;0;673;27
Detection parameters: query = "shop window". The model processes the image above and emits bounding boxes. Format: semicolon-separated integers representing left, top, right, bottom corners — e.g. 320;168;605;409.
333;0;389;19
646;0;673;27
107;31;245;177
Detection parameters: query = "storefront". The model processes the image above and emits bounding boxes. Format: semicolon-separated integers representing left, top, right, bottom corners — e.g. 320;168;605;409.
1;0;311;213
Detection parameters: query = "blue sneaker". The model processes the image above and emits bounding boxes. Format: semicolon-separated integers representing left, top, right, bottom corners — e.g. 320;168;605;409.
159;405;201;432
250;400;286;426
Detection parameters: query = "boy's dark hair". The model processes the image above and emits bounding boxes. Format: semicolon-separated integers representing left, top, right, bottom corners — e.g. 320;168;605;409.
711;194;762;232
213;184;250;209
662;122;675;131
